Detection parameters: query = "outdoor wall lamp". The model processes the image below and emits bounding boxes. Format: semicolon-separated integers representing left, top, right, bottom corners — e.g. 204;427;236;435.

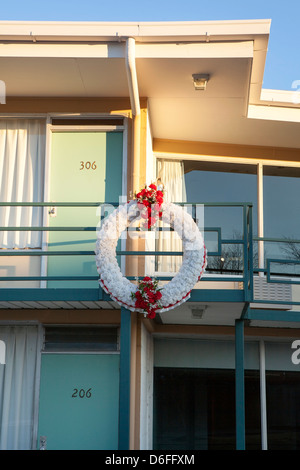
191;305;207;319
192;73;210;90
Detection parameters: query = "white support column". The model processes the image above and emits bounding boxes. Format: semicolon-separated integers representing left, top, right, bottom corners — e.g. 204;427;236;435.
125;37;141;195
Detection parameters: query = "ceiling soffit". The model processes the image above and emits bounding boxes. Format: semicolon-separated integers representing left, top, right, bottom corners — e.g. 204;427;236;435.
0;22;298;148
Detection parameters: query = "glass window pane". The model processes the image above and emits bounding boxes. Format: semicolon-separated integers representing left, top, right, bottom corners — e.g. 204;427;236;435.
153;368;261;450
266;371;300;450
184;161;257;273
0;119;46;249
0;326;40;450
263;167;300;276
44;326;119;352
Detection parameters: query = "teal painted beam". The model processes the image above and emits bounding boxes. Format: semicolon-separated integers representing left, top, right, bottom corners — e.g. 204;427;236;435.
189;289;245;302
0;288;102;302
0;287;245;304
0;226;97;231
0;250;184;256
240;302;250;320
245;308;300;323
1;276;99;281
119;307;131;450
235;319;246;450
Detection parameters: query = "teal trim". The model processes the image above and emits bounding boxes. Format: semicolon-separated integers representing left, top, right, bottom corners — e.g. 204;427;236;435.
0;250;95;256
0;202;119;206
243;204;253;303
0;287;245;304
235;319;245;450
244;308;300;323
119;307;131;450
0;200;262;312
251;299;300;306
189;289;245;302
0;226;97;231
0;200;254;306
0;288;102;301
203;227;222;256
254;236;300;244
0;250;183;256
266;258;300;285
247;205;254;301
0;199;255;306
1;276;99;281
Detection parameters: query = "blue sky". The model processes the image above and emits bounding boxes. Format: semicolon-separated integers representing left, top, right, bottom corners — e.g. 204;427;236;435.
0;0;299;91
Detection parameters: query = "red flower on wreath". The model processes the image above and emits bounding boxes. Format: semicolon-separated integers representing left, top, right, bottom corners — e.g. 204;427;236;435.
135;184;164;229
131;276;162;319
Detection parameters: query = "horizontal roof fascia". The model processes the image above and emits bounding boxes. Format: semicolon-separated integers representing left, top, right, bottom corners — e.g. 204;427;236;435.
248;104;300;123
0;19;271;43
0;41;254;59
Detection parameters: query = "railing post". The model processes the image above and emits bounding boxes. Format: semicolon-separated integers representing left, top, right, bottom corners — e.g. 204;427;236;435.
247;204;254;302
119;307;131;450
243;204;254;303
235;319;246;450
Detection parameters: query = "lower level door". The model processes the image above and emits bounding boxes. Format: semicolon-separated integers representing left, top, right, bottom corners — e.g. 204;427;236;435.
37;354;119;450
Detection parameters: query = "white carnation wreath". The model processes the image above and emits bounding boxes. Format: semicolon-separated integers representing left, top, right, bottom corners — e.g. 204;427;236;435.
95;194;206;318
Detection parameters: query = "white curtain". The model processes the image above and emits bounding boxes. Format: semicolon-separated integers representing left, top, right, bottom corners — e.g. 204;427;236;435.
156;159;187;273
0;325;40;450
0;119;46;248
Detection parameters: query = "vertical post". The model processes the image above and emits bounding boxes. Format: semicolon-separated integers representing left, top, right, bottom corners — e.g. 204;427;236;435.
257;162;264;276
259;340;268;450
243;204;253;303
119;307;131;450
235;319;245;450
243;204;249;302
247;205;254;302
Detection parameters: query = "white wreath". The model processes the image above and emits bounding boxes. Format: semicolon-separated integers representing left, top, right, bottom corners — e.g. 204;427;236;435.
95;200;206;314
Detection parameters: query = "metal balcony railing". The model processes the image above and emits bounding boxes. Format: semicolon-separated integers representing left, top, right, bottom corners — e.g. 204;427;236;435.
0;201;254;303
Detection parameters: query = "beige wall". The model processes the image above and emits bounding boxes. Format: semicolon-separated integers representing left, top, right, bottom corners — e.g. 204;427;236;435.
1;96;148;197
154;138;300;163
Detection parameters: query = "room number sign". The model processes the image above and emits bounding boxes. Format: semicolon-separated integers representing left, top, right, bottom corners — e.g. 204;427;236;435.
79;161;97;170
72;388;92;398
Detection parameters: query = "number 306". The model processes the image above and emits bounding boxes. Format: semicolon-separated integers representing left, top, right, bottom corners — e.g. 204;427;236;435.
80;161;97;170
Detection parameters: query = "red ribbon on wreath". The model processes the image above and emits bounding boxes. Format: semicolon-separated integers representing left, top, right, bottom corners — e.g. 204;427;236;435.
131;276;162;319
132;184;165;318
135;183;164;229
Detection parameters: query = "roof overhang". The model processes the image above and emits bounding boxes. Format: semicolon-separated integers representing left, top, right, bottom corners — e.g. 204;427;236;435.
0;20;299;149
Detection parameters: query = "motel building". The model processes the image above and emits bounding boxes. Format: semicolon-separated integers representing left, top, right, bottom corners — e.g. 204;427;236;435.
0;19;300;451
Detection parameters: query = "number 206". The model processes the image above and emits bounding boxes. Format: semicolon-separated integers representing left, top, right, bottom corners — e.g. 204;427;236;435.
72;388;92;398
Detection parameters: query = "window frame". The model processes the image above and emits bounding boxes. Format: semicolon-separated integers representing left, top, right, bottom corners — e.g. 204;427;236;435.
151;152;300;278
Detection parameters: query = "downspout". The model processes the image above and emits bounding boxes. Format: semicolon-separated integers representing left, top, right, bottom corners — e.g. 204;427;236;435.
125;36;141;450
125;37;141;195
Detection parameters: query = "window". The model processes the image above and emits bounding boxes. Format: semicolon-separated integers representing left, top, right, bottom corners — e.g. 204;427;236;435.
43;326;119;352
184;160;257;238
0;326;40;450
153;368;261;450
156;156;300;277
0;119;46;249
156;158;258;274
266;371;300;449
263;166;300;278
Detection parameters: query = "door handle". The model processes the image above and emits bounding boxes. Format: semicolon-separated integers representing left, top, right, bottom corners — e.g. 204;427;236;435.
39;435;47;450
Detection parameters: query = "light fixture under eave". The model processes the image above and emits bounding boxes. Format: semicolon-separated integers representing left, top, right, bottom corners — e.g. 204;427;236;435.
191;306;207;319
192;73;210;90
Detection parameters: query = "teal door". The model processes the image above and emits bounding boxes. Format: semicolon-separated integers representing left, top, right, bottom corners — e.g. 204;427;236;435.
37;354;120;450
47;131;123;287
